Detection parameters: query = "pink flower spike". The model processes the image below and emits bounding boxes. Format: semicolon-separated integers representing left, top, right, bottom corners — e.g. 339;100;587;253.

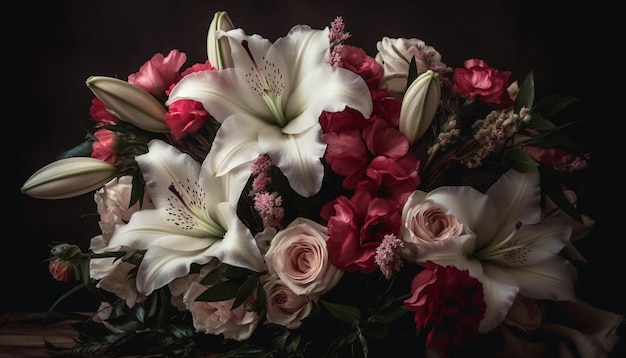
374;233;404;279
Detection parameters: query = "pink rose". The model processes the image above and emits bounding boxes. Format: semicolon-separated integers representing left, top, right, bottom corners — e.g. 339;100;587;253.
48;259;74;282
92;302;124;334
400;191;463;259
183;281;260;341
91;128;118;165
375;37;446;97
92;259;146;308
164;99;211;141
262;275;312;329
503;295;544;333
452;59;514;108
264;217;343;297
94;176;154;240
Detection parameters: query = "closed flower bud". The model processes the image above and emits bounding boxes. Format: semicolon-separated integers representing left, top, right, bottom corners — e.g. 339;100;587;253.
86;76;169;133
399;70;441;144
50;243;83;261
21;157;118;199
207;11;234;69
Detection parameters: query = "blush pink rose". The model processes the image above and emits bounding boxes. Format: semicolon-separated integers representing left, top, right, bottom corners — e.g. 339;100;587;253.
503;295;544;333
93;259;146;308
263;275;313;329
264;217;343;297
452;59;514;108
94;176;154;240
183;281;260;341
400;192;464;259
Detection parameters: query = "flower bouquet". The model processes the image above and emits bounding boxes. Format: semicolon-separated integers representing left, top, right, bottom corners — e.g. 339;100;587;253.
20;10;623;358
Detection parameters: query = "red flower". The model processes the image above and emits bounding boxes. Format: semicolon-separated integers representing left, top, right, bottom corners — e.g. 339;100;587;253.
321;190;400;274
452;59;513;108
128;49;187;101
89;98;119;126
91;128;118;164
522;145;589;172
357;154;420;209
338;45;384;89
405;261;486;357
165;99;211;141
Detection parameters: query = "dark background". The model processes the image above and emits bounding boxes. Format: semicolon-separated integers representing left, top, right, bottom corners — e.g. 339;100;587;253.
11;0;622;354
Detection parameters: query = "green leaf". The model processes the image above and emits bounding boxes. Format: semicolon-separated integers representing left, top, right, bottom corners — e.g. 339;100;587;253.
286;332;302;355
535;93;579;117
321;300;361;325
503;147;539;172
524;114;557;131
58;140;94;160
515;71;534;113
358;332;369;358
328;330;359;353
368;305;408;324
130;172;145;208
232;274;259;309
195;280;239;302
222;264;253;279
405;56;419;94
167;324;194;339
199;264;225;286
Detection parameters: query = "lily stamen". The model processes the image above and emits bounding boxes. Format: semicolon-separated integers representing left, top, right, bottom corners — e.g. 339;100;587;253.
241;40;287;126
168;183;225;237
474;221;524;261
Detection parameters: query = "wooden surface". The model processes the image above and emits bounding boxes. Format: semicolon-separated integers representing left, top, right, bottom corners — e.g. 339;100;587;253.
0;312;81;358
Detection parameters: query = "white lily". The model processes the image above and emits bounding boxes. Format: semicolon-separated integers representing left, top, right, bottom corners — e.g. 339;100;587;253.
107;139;265;295
21;157;117;199
167;24;373;197
401;169;576;333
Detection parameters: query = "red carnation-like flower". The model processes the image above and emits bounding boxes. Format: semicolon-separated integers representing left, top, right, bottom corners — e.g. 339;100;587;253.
404;261;486;357
452;58;513;108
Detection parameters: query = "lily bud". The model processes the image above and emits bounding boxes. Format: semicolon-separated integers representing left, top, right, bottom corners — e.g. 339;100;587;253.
207;11;235;69
21;157;117;199
86;76;169;133
399;70;441;144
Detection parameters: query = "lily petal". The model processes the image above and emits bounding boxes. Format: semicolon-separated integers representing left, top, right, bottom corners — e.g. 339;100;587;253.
107;140;264;295
166;24;372;197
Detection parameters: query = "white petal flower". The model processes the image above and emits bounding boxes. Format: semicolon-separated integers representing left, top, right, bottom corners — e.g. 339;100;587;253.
21;157;117;199
107;139;266;295
400;169;576;333
167;24;373;197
